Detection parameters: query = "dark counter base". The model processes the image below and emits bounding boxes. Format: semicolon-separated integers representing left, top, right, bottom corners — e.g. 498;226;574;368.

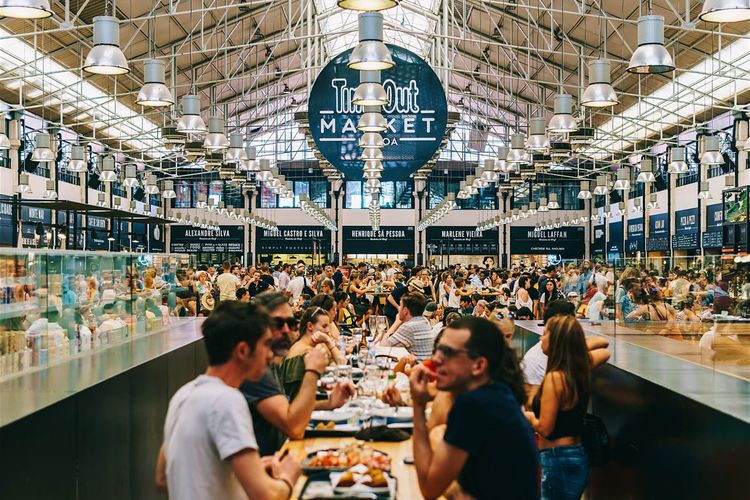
0;332;207;500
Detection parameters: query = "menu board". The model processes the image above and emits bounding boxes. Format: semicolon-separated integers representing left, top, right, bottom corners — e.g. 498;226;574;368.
86;215;109;250
170;225;245;254
703;231;723;249
647;213;670;252
626;218;644;253
426;227;498;255
673;208;699;250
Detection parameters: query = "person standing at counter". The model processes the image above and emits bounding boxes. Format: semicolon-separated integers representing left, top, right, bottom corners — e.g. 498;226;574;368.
408;316;539;499
156;301;301;500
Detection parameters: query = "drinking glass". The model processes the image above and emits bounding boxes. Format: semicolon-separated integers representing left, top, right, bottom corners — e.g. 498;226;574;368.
376;316;388;340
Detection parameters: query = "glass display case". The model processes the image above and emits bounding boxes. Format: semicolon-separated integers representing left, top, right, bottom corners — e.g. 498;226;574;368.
0;249;195;378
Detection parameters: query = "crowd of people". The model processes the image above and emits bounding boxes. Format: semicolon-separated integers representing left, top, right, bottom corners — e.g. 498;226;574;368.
156;257;626;500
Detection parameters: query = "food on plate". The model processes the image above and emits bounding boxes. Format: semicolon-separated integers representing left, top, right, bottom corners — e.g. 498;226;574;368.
306;443;392;471
363;469;388;488
336;471;356;487
314;421;336;430
334;465;390;490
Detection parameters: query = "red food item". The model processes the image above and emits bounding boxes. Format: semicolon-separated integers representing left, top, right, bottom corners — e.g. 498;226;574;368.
422;360;437;380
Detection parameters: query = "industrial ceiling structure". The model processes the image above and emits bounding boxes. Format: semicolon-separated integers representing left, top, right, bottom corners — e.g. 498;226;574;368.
1;0;749;182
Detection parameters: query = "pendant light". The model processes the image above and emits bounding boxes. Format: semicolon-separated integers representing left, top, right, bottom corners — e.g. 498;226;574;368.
0;119;10;149
337;0;398;12
363;159;383;171
482;159;498;182
67;145;87;172
614;167;631;191
31;132;54;163
365;178;381;190
363;169;382;179
506;133;527;164
225;132;247;162
352;71;388;106
495;145;510;172
98;155;117;182
647;192;660;209
83;16;129;75
203;117;229;150
627;15;674;74
699;0;750;22
17;172;30;194
42;179;57;199
526;117;549;151
359;132;384;148
348;13;394;71
97;192;107;207
162;180;176;199
122;164;138;187
581;59;618;108
257;159;273;182
243;145;258;171
144;173;160;195
136;59;173;107
538;197;549;212
361;147;384;160
357;106;387;131
668;146;689;173
547;94;578;133
636;157;655;183
176;95;207;133
593;175;610;195
698;181;712;199
616;202;625;216
528;202;538;215
578;180;592;199
196;193;207;209
700;135;724;165
548;192;560;209
0;0;52;18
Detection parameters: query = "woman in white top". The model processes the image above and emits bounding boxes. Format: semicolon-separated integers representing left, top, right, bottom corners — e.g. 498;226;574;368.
515;276;534;311
447;276;464;309
440;273;453;307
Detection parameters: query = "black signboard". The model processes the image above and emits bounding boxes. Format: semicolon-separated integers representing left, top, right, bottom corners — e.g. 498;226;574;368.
87;215;109;250
703;231;723;249
510;226;585;258
607;221;623;254
256;226;332;254
170;225;244;254
20;205;52;247
626;218;644;253
705;203;723;229
149;224;165;252
673;208;699;250
0;195;12;246
343;226;415;255
426;227;498;255
647;212;669;251
592;225;605;255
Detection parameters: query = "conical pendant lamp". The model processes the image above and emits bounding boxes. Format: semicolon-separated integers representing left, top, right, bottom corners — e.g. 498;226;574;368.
627;15;674;74
348;13;394;71
136;59;173;107
83;16;129;75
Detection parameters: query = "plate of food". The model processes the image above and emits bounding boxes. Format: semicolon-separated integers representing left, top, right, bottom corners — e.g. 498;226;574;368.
302;443;392;473
332;464;393;495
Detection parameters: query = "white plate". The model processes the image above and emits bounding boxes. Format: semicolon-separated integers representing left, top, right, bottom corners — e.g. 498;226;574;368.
370;406;413;421
310;410;357;423
331;470;394;495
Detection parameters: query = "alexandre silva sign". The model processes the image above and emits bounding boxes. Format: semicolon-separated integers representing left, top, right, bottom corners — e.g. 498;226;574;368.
308;44;447;181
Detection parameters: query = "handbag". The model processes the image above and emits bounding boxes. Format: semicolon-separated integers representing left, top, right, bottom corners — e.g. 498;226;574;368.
581;412;609;466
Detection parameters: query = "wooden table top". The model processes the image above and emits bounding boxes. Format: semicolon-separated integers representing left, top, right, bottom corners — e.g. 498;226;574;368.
286;436;419;499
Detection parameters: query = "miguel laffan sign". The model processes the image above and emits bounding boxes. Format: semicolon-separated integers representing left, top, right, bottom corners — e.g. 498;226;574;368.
308;44;447;181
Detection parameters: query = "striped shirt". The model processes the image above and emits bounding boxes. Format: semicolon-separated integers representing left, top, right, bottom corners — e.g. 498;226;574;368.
385;316;434;362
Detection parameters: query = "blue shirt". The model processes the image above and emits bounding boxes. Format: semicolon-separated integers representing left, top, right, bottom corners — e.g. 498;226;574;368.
617;287;635;318
470;275;483;289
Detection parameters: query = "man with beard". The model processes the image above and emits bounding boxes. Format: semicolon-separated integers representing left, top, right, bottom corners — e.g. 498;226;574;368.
240;292;355;455
409;317;538;499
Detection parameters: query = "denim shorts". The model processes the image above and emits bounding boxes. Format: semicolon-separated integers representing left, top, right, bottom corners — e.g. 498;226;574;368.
539;444;590;500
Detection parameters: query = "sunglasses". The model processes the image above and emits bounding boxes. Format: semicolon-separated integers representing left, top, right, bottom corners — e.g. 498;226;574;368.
434;344;472;359
270;316;299;331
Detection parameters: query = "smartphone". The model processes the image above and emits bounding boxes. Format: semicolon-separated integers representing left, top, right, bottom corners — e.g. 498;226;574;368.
403;456;415;465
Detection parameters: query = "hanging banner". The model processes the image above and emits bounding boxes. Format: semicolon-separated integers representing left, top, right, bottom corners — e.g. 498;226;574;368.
509;226;585;258
607;221;623;254
256;226;332;254
626;218;644;253
592;225;605;255
425;227;498;255
308;44;448;181
705;203;723;229
149;224;165;253
672;207;699;250
343;226;415;254
86;215;109;250
0;195;12;246
170;225;244;254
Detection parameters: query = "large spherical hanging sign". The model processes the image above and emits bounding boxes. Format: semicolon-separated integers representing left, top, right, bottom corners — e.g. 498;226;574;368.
308;44;448;181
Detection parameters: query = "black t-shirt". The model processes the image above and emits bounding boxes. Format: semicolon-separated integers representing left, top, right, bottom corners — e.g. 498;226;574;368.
332;270;343;290
248;280;272;297
444;382;539;500
528;286;539;302
240;365;287;456
384;284;409;318
260;274;275;287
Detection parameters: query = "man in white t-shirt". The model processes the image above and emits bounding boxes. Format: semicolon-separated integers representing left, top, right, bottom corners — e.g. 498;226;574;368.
216;261;240;301
287;269;306;302
156;301;301;500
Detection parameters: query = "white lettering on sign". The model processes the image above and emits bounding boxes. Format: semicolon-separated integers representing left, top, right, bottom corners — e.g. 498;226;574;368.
440;230;485;238
654;220;665;230
184;229;231;238
714;211;723;222
680;214;696;226
352;229;406;239
0;202;11;216
527;230;568;239
263;229;325;239
629;223;643;232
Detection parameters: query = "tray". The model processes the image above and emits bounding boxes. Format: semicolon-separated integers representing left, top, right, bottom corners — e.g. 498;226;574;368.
299;471;397;500
301;448;391;474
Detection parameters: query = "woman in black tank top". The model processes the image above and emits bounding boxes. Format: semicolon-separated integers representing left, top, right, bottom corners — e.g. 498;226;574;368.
524;315;591;500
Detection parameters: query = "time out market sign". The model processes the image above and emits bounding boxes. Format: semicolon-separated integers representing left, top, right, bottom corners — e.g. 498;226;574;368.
308;44;447;181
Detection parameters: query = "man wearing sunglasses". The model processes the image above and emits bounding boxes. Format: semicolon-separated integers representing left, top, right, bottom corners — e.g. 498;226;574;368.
408;317;538;500
240;292;355;456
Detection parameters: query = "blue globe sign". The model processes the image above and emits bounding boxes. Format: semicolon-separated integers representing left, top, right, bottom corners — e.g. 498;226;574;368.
308;44;448;181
